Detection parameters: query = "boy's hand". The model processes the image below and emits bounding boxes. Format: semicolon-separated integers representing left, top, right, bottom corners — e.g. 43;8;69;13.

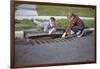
48;31;52;35
48;28;56;35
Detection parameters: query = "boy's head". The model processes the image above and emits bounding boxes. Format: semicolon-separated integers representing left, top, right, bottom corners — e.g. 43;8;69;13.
67;12;76;21
50;17;56;22
50;17;56;23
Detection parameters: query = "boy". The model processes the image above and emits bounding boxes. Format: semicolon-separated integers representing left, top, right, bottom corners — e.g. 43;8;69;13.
62;13;85;38
44;17;56;35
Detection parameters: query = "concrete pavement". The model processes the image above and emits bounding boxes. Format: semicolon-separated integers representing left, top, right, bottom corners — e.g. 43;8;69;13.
15;33;95;66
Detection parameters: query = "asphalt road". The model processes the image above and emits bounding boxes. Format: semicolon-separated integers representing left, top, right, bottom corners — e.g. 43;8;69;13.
15;33;95;67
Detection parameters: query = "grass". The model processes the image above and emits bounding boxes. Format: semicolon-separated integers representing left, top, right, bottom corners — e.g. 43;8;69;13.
37;5;95;17
84;20;94;28
34;19;94;28
56;19;94;28
15;19;94;31
15;19;37;31
15;5;95;31
56;19;67;28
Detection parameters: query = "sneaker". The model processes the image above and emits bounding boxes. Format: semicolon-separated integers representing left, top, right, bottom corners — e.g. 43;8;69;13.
76;31;81;35
77;30;84;38
77;35;82;38
61;32;66;38
71;30;74;34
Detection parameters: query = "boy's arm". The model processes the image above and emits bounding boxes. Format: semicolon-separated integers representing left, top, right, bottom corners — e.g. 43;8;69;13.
64;21;73;33
61;23;71;38
65;16;78;33
61;17;76;38
48;28;56;35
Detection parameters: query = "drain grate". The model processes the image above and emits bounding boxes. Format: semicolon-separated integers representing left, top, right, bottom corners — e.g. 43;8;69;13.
16;34;78;46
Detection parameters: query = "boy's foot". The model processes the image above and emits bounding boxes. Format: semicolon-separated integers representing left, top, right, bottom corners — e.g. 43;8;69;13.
71;30;74;34
77;35;82;38
61;32;66;38
76;30;84;38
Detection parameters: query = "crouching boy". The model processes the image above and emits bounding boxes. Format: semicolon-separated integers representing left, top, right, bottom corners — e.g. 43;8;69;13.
62;13;85;38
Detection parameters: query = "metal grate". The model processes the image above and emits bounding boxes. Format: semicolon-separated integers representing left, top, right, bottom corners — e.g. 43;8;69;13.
16;34;77;46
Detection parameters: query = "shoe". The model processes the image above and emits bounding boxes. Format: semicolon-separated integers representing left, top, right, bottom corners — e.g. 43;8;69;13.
61;32;66;38
77;35;82;38
76;31;81;35
77;30;84;38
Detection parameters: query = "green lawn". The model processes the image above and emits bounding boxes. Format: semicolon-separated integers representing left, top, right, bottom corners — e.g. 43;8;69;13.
15;19;37;31
15;5;95;31
34;19;94;28
37;5;95;17
15;19;94;31
56;19;94;28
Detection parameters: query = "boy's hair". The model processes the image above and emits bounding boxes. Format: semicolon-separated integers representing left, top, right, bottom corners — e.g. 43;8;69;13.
68;12;76;18
67;12;77;22
50;17;56;21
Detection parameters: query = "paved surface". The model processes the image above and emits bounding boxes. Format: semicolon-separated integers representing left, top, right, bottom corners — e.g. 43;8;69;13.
15;33;95;66
15;4;38;20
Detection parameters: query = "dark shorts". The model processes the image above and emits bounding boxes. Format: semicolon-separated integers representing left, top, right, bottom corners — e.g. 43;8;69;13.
71;26;84;33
